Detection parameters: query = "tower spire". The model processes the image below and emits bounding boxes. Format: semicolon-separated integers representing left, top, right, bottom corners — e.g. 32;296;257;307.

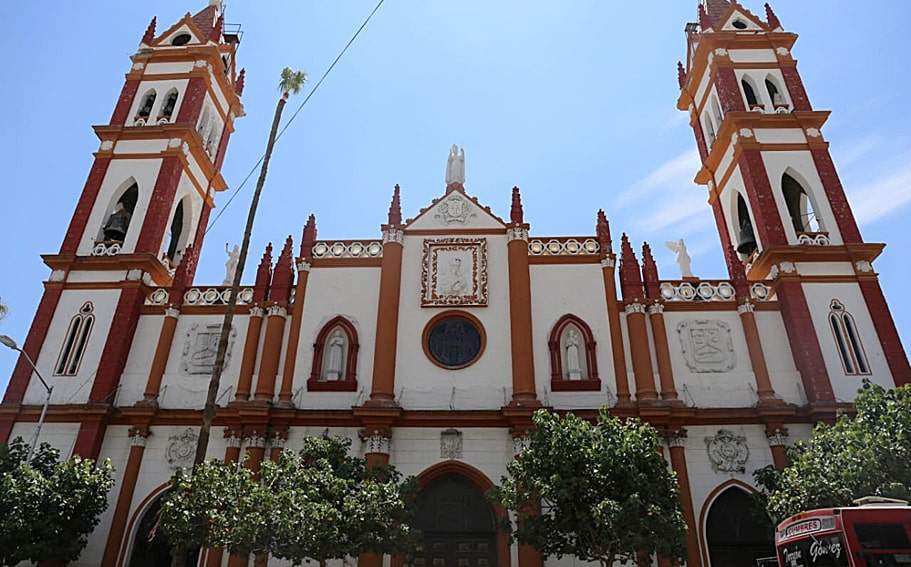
300;214;317;262
387;184;402;227
764;3;782;30
510;186;524;225
252;243;273;304
619;234;644;301
269;236;295;305
596;210;613;256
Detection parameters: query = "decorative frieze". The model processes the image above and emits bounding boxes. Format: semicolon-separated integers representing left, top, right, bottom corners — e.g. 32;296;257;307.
311;240;383;259
705;429;749;474
659;280;736;302
145;287;256;306
528;237;600;257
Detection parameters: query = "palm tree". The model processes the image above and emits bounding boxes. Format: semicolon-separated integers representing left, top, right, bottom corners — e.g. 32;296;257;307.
170;68;307;567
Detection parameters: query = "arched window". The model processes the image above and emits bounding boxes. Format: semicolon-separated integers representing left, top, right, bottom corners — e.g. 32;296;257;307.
157;89;179;123
127;492;200;566
766;77;788;110
711;96;724;128
704;486;774;566
308;316;359;391
196;105;211;137
741;78;761;110
134;90;157;124
100;181;139;244
548;314;600;391
54;302;94;376
829;300;870;375
781;172;820;234
163;199;186;264
206;122;222;158
703;112;717;148
735;192;758;257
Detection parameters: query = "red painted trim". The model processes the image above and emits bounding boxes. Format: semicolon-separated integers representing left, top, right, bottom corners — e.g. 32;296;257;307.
738;149;788;247
775;280;835;403
858;279;911;386
135;156;183;254
307;316;360;392
110;79;141;126
176;76;207;125
213;124;232;170
714;66;746;113
88;287;146;404
72;416;107;458
809;148;862;244
780;65;812;112
0;417;15;446
60;157;113;255
710;199;734;263
548;314;601;392
692;116;709;162
3;286;64;404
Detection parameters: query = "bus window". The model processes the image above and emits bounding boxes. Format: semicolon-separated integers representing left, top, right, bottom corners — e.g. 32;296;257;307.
778;534;848;566
854;522;911;566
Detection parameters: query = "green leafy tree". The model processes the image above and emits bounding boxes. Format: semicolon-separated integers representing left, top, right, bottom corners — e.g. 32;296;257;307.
491;409;687;567
160;435;418;567
0;437;115;565
755;381;911;524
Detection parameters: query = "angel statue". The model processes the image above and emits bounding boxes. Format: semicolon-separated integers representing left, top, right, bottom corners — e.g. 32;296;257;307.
664;239;694;278
445;144;465;186
223;243;240;285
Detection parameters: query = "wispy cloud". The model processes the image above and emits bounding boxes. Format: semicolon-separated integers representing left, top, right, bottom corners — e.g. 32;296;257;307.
614;149;700;208
848;161;911;226
832;135;880;171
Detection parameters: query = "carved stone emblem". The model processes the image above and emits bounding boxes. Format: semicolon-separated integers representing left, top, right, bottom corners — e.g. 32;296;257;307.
166;428;199;470
433;194;476;225
705;429;749;474
422;238;488;307
181;323;236;375
676;319;736;373
440;429;463;459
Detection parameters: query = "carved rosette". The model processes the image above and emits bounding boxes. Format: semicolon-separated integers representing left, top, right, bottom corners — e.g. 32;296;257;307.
166;428;199;470
705;429;749;474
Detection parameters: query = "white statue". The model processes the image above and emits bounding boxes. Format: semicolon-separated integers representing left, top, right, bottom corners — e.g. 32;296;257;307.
664;239;694;278
564;329;583;380
324;332;345;380
223;243;240;285
445;144;465;186
443;257;467;295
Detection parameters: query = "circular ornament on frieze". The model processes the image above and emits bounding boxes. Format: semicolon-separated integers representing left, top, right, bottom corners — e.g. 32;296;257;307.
422;310;486;370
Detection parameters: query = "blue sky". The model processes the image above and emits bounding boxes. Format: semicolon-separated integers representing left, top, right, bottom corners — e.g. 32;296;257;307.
1;1;909;387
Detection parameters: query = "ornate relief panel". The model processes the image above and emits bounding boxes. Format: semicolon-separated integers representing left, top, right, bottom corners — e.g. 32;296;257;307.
705;429;749;474
421;238;488;307
440;429;463;459
676;319;736;373
166;428;198;470
181;322;236;375
433;194;477;225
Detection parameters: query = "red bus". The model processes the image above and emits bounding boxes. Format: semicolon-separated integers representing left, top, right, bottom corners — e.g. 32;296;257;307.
773;499;911;566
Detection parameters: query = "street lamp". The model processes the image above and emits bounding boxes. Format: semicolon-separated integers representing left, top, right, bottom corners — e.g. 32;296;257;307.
0;335;53;461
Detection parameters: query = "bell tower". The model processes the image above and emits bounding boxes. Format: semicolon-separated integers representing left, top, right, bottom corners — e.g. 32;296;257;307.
0;1;245;454
677;1;909;408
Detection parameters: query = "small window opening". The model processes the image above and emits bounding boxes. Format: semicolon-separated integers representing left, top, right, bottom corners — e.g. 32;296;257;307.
736;193;757;256
732;19;748;30
135;90;156;122
782;173;820;234
829;300;870;376
171;33;192;46
158;90;179;122
742;79;762;110
766;78;788;109
54;302;94;376
165;200;185;263
101;183;138;243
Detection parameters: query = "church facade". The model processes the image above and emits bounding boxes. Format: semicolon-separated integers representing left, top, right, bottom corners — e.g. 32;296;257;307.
2;1;909;566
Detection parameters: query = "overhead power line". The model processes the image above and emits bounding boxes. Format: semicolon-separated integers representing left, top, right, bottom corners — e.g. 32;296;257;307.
206;0;387;234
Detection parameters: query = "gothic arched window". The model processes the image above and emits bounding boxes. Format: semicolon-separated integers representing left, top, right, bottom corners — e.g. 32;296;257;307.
735;192;758;257
742;78;761;110
782;172;820;234
829;300;870;375
134;89;157;124
157;89;179;122
703;111;717;147
54;302;94;376
163;198;186;264
548;314;600;391
308;316;359;391
766;76;788;109
711;96;724;128
99;181;139;245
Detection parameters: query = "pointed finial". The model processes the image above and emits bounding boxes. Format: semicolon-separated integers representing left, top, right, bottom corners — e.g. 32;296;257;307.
596;210;613;256
269;236;295;305
510;187;524;225
235;68;246;97
619;233;645;301
387;184;402;227
641;242;660;299
677;61;686;89
209;14;224;42
300;214;317;261
698;4;713;30
141;16;157;45
764;3;781;30
253;243;273;304
725;244;750;301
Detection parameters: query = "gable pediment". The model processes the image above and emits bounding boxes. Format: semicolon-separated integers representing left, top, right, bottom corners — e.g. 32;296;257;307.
405;186;505;232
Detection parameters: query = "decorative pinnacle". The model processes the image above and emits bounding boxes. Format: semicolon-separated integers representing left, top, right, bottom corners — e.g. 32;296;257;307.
596;209;613;255
725;244;750;301
698;4;713;30
235;68;246;97
641;242;660;299
269;236;295;304
677;61;686;89
619;233;644;301
764;3;781;29
510;186;524;225
253;242;273;304
141;16;157;45
300;214;317;261
209;14;224;42
387;184;402;227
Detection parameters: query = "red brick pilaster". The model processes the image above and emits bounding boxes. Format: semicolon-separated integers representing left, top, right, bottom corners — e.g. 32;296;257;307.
858;278;911;386
710;199;734;258
665;430;702;567
3;285;64;406
135;156;183;254
110;78;141;126
60;157;113;255
739;149;788;247
714;65;746;113
691;114;709;161
100;427;150;567
809;148;862;243
780;65;812;111
176;76;208;125
775;279;834;403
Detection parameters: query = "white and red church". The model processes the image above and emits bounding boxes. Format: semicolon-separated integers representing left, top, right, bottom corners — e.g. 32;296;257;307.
2;1;908;566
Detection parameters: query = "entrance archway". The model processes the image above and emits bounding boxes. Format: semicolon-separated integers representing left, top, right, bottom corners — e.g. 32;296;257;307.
397;461;509;567
703;484;774;567
126;491;201;567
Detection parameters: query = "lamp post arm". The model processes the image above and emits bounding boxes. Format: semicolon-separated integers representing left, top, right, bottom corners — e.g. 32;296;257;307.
17;348;51;393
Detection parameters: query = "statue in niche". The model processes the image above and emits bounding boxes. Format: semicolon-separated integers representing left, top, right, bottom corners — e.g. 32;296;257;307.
223;243;240;285
564;328;584;380
102;203;132;242
664;238;694;278
323;331;345;381
445;144;465;186
443;257;467;295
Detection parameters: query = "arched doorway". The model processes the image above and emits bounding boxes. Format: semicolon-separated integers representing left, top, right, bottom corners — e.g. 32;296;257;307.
704;486;774;567
414;474;498;566
127;493;201;567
